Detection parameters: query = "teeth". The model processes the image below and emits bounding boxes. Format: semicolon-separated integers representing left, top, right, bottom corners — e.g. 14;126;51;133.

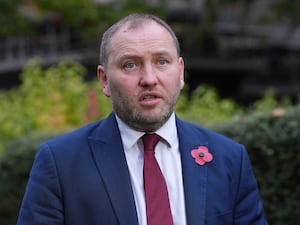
144;96;155;99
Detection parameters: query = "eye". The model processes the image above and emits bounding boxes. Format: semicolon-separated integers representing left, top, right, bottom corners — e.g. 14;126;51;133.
158;59;168;66
124;62;136;70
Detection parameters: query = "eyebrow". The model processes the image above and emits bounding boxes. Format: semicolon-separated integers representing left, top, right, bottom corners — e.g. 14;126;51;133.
117;54;140;63
118;50;173;60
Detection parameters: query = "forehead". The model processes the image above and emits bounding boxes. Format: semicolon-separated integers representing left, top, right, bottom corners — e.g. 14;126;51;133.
109;21;176;56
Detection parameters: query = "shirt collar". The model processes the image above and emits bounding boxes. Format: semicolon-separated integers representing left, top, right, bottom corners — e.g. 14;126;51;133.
115;113;177;151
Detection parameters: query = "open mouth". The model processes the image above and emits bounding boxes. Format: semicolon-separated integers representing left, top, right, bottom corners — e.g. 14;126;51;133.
140;92;161;106
143;95;156;100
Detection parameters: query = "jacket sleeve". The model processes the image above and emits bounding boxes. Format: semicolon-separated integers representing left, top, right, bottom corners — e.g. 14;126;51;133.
17;143;64;225
234;146;268;225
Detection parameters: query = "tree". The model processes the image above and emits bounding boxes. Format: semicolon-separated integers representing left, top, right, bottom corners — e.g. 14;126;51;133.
0;0;35;36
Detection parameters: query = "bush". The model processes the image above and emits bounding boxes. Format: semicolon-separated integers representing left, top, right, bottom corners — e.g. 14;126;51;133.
176;84;243;126
0;59;291;154
213;105;300;225
0;59;112;153
0;132;57;225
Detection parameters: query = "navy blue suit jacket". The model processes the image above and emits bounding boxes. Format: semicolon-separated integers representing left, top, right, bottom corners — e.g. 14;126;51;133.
17;113;268;225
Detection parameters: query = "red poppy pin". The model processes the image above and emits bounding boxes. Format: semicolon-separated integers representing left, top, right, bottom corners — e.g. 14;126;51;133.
191;146;213;166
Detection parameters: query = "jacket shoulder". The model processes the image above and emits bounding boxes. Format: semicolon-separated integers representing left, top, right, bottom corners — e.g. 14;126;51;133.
176;118;241;147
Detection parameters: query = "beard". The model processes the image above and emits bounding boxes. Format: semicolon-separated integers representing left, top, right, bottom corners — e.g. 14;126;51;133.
109;85;180;132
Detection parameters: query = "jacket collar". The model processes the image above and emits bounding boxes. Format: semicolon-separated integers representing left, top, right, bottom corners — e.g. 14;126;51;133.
88;113;208;225
176;117;208;225
88;113;139;225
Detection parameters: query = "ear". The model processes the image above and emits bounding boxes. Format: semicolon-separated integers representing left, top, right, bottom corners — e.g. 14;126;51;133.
97;65;111;97
179;57;185;89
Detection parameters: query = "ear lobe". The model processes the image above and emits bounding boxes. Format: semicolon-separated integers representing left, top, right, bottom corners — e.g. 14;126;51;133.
97;65;111;97
180;78;185;89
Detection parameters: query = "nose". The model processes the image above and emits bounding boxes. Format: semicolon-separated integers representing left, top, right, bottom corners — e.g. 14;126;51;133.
139;64;158;87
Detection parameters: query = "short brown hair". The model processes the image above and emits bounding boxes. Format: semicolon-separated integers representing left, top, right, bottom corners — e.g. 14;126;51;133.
99;13;180;68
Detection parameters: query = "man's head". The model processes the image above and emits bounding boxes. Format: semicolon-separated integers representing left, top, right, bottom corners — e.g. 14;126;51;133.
99;14;181;70
97;13;184;132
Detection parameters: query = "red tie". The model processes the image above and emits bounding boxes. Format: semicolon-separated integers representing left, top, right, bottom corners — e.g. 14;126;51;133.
142;134;174;225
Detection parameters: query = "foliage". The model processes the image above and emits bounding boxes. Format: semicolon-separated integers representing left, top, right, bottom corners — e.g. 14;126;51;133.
35;0;99;30
121;0;165;17
0;0;35;36
0;0;164;38
176;84;243;126
272;0;300;24
213;105;300;225
249;89;292;114
0;59;294;154
0;132;57;225
1;56;295;155
33;0;165;39
176;84;293;128
0;60;111;153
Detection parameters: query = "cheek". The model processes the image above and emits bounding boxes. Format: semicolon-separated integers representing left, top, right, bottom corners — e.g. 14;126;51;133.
110;77;138;97
166;69;184;90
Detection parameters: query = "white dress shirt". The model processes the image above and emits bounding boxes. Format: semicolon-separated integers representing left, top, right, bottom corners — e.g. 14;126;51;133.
116;113;187;225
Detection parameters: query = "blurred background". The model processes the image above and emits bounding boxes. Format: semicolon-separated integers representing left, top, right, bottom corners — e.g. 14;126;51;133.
0;1;300;225
1;0;300;103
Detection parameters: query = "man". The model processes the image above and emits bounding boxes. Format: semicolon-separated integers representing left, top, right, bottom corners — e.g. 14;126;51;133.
17;13;268;225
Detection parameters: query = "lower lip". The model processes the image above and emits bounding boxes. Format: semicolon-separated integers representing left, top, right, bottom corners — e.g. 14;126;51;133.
140;98;161;107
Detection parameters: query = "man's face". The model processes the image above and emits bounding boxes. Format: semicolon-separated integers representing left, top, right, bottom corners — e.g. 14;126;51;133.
98;21;184;132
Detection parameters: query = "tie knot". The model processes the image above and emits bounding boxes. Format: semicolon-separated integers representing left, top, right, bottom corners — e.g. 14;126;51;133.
142;133;161;152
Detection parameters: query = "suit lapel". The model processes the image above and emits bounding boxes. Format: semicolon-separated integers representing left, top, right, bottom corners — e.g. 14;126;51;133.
177;118;208;225
87;114;209;225
89;114;139;225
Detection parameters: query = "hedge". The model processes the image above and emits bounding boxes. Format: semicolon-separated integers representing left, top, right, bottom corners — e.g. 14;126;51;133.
213;105;300;225
1;105;300;225
0;132;57;225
